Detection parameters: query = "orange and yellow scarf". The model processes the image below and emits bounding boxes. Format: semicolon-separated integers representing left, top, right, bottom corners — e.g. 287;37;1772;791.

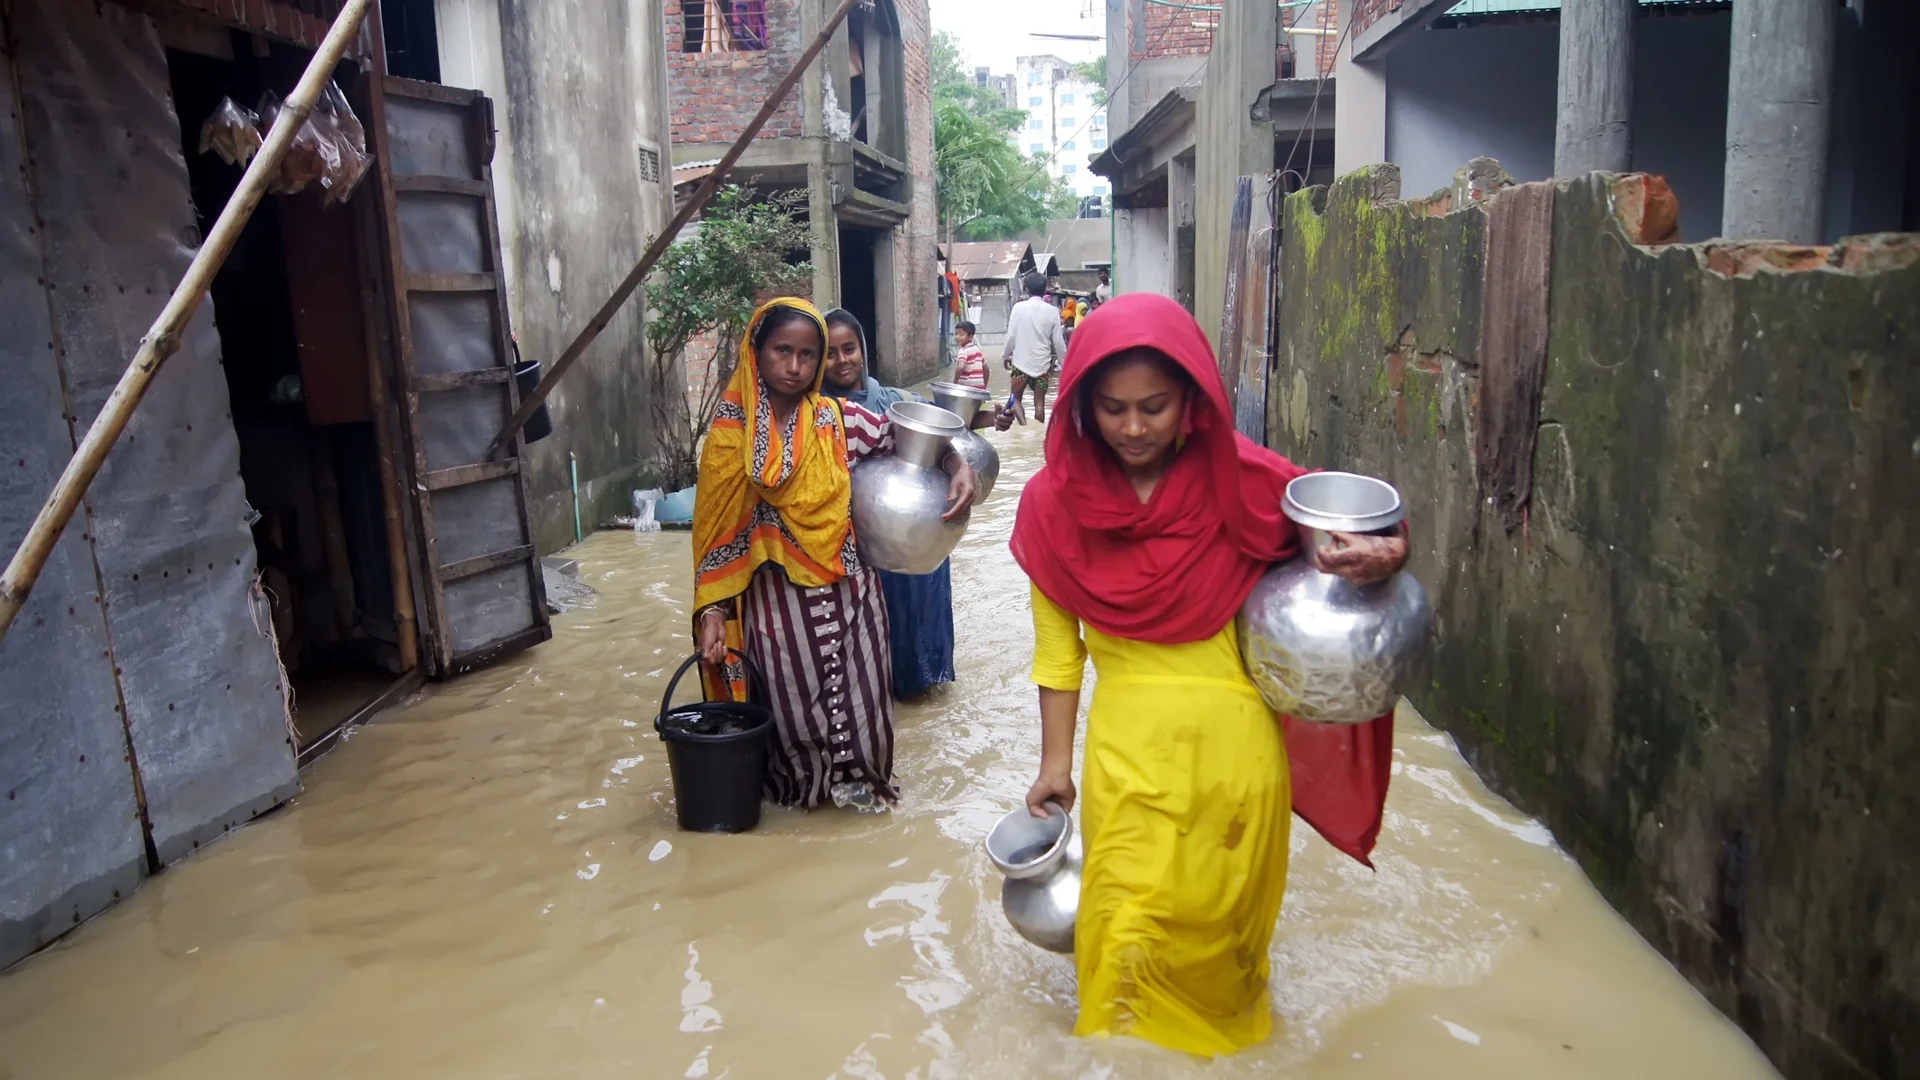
692;298;851;695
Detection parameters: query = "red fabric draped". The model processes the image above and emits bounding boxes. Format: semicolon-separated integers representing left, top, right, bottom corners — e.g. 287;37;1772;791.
1009;292;1395;867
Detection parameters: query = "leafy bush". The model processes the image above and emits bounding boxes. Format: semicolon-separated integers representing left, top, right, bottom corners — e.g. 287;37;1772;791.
645;185;813;487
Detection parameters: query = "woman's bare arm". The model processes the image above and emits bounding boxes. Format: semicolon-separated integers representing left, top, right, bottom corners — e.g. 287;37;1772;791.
1026;687;1080;815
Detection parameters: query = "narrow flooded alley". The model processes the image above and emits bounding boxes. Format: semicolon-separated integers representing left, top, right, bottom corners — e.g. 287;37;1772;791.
0;426;1777;1079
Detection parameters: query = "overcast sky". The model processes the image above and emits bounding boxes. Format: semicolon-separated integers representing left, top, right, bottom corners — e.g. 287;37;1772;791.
929;0;1106;79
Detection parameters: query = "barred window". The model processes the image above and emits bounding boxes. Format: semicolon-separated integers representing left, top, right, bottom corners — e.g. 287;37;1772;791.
682;0;768;53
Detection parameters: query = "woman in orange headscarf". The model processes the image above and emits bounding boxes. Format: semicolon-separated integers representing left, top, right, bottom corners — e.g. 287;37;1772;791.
692;298;974;809
1011;293;1406;1056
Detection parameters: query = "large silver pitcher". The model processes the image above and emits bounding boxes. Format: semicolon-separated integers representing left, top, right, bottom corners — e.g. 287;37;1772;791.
850;401;971;575
1237;472;1432;725
928;381;998;504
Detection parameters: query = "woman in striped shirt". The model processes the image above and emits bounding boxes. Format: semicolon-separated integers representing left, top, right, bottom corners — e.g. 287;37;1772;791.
691;299;975;809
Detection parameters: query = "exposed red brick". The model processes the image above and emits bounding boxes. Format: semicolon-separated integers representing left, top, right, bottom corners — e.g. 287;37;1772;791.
1609;173;1681;245
1831;233;1920;273
1352;0;1406;37
1132;1;1212;61
1703;243;1833;278
666;0;804;146
1314;0;1339;78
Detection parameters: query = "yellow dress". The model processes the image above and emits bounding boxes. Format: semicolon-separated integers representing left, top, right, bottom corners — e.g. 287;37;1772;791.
1030;583;1292;1058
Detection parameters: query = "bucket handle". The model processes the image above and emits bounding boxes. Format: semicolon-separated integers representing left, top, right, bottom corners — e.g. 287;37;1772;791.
659;648;768;722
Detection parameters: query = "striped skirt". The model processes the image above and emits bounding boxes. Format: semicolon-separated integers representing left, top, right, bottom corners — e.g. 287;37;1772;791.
743;564;897;808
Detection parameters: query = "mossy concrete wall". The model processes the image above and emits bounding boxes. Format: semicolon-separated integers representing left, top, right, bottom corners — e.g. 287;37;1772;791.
1271;165;1919;1079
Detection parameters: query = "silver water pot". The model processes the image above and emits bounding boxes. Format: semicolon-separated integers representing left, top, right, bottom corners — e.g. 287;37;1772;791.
1237;472;1432;725
849;401;971;575
985;802;1080;954
927;381;999;504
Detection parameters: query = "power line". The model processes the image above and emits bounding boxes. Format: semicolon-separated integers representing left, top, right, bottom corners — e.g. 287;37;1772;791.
1277;2;1353;190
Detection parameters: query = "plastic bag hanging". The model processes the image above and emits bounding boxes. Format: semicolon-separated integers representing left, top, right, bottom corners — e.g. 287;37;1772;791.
256;90;339;196
197;97;263;167
316;81;371;205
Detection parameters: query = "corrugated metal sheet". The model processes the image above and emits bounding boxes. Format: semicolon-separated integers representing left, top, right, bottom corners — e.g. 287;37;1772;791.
11;0;299;871
948;241;1033;282
0;19;149;974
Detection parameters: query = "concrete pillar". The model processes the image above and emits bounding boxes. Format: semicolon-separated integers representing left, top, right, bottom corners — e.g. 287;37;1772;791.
1722;0;1837;242
1192;0;1277;346
808;159;840;307
1553;0;1633;175
1331;0;1386;176
1170;154;1197;314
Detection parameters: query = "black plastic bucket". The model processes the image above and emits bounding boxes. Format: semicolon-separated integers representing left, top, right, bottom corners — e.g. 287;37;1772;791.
656;650;773;833
512;354;554;444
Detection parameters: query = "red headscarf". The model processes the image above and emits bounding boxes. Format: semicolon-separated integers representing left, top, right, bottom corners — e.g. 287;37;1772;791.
1010;292;1394;866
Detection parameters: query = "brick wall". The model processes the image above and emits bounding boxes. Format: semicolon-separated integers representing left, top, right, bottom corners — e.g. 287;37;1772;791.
1351;0;1405;38
1314;0;1340;77
665;0;804;145
1132;0;1213;61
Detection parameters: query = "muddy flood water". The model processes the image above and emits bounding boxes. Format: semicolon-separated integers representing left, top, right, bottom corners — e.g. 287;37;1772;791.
0;424;1779;1079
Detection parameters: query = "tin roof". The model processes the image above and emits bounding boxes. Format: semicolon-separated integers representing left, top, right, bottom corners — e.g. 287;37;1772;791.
947;241;1034;282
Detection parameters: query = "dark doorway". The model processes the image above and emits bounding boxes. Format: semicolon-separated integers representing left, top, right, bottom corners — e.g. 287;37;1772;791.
167;43;404;752
838;226;881;376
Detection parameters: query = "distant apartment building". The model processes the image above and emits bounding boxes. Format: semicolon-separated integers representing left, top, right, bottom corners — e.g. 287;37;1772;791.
1012;54;1108;202
973;66;1017;109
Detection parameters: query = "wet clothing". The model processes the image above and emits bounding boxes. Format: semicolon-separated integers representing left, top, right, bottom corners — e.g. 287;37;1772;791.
744;557;896;807
725;398;901;806
1009;292;1397;1055
1030;583;1290;1056
878;563;954;700
692;298;902;807
819;309;956;704
1009;293;1394;865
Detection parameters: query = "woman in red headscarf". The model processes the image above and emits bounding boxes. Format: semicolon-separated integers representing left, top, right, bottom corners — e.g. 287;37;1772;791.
1010;293;1407;1057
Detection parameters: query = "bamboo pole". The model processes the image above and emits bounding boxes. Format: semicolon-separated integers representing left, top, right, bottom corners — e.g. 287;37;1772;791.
0;0;378;644
486;0;867;460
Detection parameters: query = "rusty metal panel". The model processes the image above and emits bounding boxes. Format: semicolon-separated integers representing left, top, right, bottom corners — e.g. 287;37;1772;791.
370;75;549;674
0;21;149;973
279;190;374;426
11;0;298;869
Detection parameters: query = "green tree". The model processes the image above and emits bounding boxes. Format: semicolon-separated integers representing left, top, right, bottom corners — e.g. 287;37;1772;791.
931;31;1080;241
1074;55;1108;107
645;185;813;487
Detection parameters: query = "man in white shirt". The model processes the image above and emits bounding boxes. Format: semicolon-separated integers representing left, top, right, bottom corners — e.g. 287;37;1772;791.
1001;271;1067;423
1093;269;1111;307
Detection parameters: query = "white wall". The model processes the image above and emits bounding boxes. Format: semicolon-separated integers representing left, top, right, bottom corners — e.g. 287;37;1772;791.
433;0;677;545
1383;23;1556;198
1115;205;1169;295
1384;14;1734;242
